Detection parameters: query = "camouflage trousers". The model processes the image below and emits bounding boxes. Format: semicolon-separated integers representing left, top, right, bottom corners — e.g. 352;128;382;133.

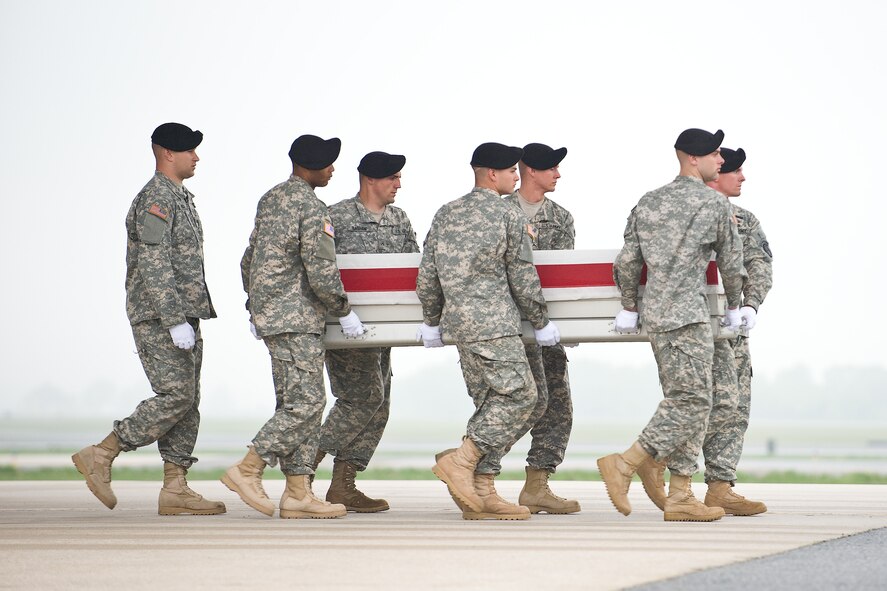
638;322;714;477
459;336;538;475
485;344;573;473
114;318;202;468
319;347;392;471
703;335;752;483
252;332;326;476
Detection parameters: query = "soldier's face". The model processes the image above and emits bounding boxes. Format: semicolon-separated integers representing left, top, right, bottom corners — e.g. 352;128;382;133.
714;168;745;197
171;149;199;181
494;166;520;195
311;164;335;188
536;165;561;193
697;150;724;183
372;173;402;205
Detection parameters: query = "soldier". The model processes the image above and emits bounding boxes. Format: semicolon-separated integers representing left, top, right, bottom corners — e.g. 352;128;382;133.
313;151;419;512
221;134;367;519
702;147;772;515
601;128;745;522
72;122;225;516
500;143;580;514
417;142;561;520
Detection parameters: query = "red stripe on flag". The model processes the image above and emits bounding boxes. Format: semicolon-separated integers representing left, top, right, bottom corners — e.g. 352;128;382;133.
340;268;419;292
535;263;615;287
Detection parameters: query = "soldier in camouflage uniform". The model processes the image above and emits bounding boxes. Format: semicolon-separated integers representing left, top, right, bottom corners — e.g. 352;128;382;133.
314;151;419;512
498;143;580;515
701;147;772;515
417;142;561;520
72;123;225;516
600;128;745;522
221;135;367;520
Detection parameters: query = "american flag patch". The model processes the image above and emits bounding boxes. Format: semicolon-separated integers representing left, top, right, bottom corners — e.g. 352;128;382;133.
148;203;169;221
526;223;538;240
323;219;335;238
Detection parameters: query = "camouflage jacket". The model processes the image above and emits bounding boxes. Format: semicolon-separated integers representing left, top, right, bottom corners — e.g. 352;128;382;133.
125;172;215;327
327;195;419;254
732;203;773;311
503;192;575;250
614;175;743;333
241;175;350;337
417;187;549;342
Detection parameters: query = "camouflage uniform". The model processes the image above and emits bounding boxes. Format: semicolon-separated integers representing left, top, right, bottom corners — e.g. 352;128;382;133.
320;195;419;470
703;204;773;483
614;175;743;477
501;192;575;473
114;172;216;468
417;187;549;475
242;175;351;475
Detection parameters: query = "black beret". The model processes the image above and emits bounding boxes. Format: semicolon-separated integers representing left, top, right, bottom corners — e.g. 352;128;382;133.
289;134;342;170
674;128;724;156
521;143;567;169
358;151;406;178
719;147;746;174
151;122;203;151
470;142;523;169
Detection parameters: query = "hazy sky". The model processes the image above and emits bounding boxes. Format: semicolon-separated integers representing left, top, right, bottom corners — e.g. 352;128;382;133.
1;1;885;419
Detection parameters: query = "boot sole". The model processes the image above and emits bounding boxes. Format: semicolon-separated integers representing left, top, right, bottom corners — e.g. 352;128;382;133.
220;473;275;517
431;464;483;513
279;509;346;519
345;505;390;513
159;507;226;516
596;456;632;516
713;507;768;516
71;453;116;510
522;505;581;515
462;512;531;520
664;511;724;522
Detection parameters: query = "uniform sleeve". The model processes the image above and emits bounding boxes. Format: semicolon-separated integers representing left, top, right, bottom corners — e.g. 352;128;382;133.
301;200;351;317
714;200;744;308
613;209;643;311
740;211;773;310
505;215;549;329
402;217;420;254
556;209;576;250
240;227;256;313
416;219;444;326
135;193;186;328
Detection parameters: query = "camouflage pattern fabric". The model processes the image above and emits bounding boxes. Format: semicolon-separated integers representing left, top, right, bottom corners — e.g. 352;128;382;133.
251;332;326;475
125;172;215;327
319;194;419;470
734;204;773;311
241;175;350;337
614;175;744;331
638;322;714;476
503;193;575;473
114;318;203;467
702;337;740;481
418;187;550;474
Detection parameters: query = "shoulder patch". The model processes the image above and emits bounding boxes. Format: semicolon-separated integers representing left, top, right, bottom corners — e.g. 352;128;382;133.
148;203;169;221
323;218;335;238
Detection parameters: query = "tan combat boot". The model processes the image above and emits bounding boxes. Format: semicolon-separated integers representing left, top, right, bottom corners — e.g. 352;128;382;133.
664;474;725;522
220;446;275;516
636;457;667;511
518;467;581;514
279;474;346;519
432;438;484;513
597;441;650;516
463;474;531;520
71;431;122;509
326;460;389;513
159;462;226;516
705;481;767;516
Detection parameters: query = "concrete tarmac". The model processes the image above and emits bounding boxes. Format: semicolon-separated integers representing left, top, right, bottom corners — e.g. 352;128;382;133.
1;480;885;590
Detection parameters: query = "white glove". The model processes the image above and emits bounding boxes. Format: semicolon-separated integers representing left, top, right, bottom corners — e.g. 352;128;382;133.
724;307;742;331
338;310;367;338
416;323;444;348
249;321;261;340
740;306;757;330
614;309;639;334
169;322;195;350
534;322;561;346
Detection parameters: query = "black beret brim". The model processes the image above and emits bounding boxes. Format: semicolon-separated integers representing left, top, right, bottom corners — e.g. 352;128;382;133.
358;152;406;178
470;143;523;169
151;123;203;151
719;148;746;174
289;136;342;170
521;146;567;170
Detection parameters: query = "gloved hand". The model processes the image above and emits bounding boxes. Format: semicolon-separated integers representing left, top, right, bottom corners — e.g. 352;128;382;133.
169;322;196;350
535;321;561;346
614;309;639;334
249;321;261;340
724;307;742;331
416;323;444;348
338;310;367;338
740;306;757;330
